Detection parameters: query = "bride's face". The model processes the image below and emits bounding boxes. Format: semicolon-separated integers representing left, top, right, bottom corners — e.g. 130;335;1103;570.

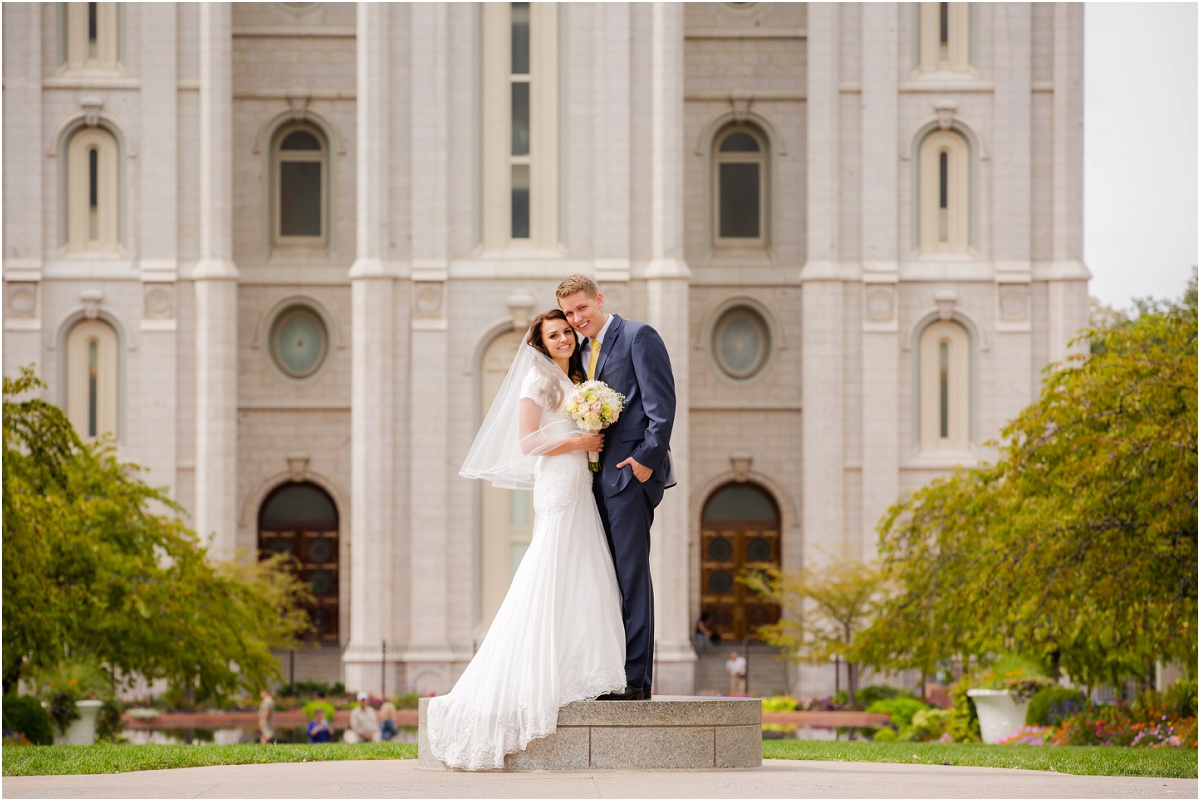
541;318;576;361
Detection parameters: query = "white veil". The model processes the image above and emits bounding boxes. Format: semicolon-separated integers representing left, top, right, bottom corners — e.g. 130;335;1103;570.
459;339;585;490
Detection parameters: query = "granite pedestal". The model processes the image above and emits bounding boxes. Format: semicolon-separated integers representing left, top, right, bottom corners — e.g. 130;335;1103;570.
418;696;761;771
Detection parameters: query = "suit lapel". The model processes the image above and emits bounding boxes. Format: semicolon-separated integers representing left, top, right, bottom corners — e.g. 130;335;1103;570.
595;315;622;380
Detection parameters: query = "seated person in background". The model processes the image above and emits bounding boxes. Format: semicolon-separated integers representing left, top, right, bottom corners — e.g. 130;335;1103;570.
348;691;379;742
379;701;398;741
306;707;333;744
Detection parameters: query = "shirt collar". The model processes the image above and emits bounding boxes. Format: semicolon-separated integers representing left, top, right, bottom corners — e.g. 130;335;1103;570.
592;314;615;345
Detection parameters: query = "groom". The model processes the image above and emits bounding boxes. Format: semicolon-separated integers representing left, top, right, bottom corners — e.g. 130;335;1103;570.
557;274;676;701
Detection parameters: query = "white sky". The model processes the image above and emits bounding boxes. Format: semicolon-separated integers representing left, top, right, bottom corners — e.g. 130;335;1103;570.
1085;3;1198;310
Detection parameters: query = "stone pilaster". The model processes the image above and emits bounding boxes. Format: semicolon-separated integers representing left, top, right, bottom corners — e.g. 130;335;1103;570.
800;3;845;565
859;3;899;561
1047;2;1090;367
138;3;179;500
2;3;44;375
345;1;403;695
194;2;239;561
402;2;464;694
644;1;693;697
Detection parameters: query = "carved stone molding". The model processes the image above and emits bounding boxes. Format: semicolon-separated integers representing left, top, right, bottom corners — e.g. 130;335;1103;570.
7;282;38;319
999;285;1029;322
730;453;753;483
286;454;310;483
143;284;175;320
865;286;895;323
506;288;534;331
286;86;311;121
80;289;104;319
80;95;104;127
934;290;958;320
933;98;957;130
729;89;753;124
414;282;444;321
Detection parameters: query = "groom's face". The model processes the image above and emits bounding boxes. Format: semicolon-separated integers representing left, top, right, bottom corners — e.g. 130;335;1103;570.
559;291;606;339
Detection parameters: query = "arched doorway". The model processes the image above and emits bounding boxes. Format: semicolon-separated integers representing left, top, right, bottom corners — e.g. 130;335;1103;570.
700;482;781;641
258;482;340;643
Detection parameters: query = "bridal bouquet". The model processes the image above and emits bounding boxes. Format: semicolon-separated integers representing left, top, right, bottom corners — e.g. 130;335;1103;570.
564;380;625;472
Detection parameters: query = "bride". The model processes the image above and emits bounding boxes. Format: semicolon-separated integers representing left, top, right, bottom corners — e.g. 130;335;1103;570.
425;309;627;771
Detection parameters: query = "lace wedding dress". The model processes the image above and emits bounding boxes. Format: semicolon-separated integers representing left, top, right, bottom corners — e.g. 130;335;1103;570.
426;367;627;771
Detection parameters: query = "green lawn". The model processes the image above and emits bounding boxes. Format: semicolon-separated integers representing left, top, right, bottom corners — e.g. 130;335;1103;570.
764;740;1198;779
2;742;417;777
4;740;1195;779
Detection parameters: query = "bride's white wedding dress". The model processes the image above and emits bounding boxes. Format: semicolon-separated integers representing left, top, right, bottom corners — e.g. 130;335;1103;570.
426;367;627;771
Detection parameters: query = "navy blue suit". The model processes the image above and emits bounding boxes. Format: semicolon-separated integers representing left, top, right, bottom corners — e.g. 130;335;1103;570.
589;314;676;690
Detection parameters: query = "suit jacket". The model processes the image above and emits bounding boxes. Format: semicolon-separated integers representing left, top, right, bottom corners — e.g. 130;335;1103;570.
591;314;677;498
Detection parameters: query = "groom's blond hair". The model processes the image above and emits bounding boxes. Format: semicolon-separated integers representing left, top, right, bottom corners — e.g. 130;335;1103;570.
555;274;599;299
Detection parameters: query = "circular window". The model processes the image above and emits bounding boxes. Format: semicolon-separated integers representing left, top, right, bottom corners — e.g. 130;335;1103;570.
309;569;333;596
713;307;770;380
747;537;772;563
270;306;328;379
306;538;332;564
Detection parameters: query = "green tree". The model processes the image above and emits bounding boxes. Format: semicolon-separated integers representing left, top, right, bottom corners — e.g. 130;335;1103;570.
3;367;313;700
861;277;1198;690
740;556;890;707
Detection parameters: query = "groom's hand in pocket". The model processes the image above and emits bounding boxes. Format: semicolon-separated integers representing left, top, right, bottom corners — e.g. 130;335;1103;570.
616;456;652;483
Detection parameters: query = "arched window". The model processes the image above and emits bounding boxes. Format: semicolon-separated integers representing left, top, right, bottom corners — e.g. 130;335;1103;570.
918;320;970;452
66;127;120;252
258;482;340;643
63;3;121;72
273;125;328;245
713;126;768;246
478;330;533;630
66;319;119;442
918;2;971;73
918;129;970;254
700;483;781;642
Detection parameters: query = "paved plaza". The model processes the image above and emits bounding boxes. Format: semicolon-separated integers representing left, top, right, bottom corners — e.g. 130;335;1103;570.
4;759;1195;799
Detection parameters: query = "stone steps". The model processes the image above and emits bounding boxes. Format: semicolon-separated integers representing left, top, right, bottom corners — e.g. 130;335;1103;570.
418;696;761;771
692;643;791;697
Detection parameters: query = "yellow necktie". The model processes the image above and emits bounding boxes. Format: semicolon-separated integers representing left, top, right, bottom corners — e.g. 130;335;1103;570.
588;339;602;381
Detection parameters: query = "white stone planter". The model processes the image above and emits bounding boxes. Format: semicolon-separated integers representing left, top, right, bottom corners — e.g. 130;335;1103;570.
55;699;104;746
967;689;1027;744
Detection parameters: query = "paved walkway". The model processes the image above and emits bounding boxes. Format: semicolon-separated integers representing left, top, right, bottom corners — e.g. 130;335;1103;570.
4;759;1194;799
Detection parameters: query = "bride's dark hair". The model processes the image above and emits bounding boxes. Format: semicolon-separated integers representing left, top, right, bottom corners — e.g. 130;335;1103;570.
527;309;585;385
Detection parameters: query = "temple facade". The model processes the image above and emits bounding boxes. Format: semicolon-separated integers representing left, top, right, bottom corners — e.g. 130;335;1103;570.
2;2;1089;695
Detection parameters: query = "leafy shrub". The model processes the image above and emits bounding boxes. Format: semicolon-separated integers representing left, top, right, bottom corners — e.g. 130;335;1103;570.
857;685;912;708
279;680;345;698
1025;686;1089;727
95;697;125;743
1164;676;1198;719
302;699;336;722
906;708;953;742
804;695;850;712
761;695;799;713
872;725;899;742
2;695;54;745
947;679;981;742
393;691;420;709
866;697;928;729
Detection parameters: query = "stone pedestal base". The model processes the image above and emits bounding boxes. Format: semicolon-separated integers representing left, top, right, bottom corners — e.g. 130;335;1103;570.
418;696;761;771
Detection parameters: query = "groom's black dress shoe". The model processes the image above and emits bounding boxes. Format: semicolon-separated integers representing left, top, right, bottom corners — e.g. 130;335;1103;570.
598;685;650;701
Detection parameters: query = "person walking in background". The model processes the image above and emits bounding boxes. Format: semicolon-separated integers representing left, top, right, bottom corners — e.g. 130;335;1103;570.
726;651;747;696
257;689;275;744
695;611;715;657
306;707;332;744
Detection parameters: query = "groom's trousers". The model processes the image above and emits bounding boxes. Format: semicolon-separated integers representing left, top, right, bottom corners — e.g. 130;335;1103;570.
594;472;666;690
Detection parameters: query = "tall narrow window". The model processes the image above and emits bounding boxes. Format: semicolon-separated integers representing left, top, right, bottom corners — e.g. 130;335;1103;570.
918;129;970;253
87;338;99;437
66;319;119;442
64;3;119;71
713;126;768;246
66;127;119;252
482;2;558;250
918;2;971;73
273;126;327;245
919;320;969;452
